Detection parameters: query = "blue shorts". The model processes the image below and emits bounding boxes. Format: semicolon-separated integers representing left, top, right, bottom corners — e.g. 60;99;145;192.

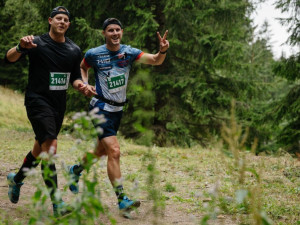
89;105;123;140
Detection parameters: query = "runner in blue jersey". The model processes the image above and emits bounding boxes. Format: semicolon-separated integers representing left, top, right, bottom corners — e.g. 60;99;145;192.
83;44;143;112
68;18;169;217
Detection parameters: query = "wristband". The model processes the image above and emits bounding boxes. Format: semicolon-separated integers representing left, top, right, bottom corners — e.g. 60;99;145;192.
83;82;88;85
159;50;167;54
16;43;27;53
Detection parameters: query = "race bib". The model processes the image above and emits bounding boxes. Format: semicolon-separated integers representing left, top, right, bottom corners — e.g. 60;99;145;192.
107;74;125;93
49;72;70;90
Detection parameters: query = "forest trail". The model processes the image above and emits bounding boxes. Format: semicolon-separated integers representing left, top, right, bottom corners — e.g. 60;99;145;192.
0;162;236;225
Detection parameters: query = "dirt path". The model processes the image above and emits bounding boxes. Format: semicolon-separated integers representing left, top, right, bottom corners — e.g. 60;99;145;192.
0;162;236;225
0;128;238;224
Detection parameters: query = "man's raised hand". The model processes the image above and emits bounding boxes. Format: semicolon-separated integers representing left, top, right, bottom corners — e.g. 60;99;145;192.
157;30;169;53
20;35;37;49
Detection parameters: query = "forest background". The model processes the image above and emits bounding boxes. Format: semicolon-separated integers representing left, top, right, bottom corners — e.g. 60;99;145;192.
0;0;299;154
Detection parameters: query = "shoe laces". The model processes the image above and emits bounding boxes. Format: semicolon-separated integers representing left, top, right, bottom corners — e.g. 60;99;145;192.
121;196;131;202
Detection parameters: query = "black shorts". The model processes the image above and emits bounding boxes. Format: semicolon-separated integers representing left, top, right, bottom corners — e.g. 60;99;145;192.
89;105;123;140
26;105;64;145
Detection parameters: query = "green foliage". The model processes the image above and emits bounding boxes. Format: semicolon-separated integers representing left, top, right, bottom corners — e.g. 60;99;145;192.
199;103;274;225
165;182;176;192
120;68;155;146
268;84;300;153
1;0;297;154
66;88;90;114
270;0;300;154
275;0;299;46
5;110;165;224
0;0;45;90
273;54;300;81
1;87;300;224
142;147;166;224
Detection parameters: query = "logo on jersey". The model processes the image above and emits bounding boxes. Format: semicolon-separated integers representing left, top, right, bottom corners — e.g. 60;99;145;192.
97;54;110;58
117;59;129;67
98;58;110;64
118;52;126;59
100;66;112;71
116;52;129;67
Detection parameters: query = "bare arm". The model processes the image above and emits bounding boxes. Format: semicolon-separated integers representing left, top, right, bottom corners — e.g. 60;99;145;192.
138;30;170;65
73;59;96;97
80;59;89;84
6;35;37;62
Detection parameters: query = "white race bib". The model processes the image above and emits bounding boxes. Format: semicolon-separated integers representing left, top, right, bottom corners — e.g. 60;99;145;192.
107;74;126;93
49;72;70;90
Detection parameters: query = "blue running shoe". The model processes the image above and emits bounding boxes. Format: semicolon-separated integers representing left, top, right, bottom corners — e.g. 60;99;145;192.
53;201;73;217
7;173;23;204
68;165;81;194
7;173;24;204
119;195;141;211
119;196;141;219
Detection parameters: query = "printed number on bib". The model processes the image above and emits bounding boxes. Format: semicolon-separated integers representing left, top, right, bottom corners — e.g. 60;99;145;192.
107;74;125;93
49;72;70;90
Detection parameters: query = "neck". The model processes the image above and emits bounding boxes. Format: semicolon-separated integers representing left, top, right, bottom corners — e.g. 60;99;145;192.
106;43;120;52
49;31;65;43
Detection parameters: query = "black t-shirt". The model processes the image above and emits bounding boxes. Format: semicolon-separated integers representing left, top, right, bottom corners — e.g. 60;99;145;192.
20;33;81;112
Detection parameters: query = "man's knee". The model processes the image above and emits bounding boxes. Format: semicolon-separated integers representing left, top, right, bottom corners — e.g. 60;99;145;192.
100;136;120;160
107;146;120;160
42;139;57;154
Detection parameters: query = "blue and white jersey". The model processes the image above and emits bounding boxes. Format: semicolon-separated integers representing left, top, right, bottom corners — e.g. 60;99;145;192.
84;44;143;112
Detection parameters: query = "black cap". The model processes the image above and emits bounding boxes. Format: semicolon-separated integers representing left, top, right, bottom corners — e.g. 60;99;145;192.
102;18;123;30
50;6;70;19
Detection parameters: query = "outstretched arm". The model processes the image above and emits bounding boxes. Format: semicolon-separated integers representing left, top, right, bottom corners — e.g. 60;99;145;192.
6;35;37;62
138;30;170;65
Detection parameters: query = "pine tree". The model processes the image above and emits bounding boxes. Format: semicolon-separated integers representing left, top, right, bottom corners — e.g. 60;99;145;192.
0;0;44;90
270;0;300;154
0;0;283;149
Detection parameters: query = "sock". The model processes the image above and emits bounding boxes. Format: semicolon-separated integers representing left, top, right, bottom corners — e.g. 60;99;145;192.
73;164;84;175
14;151;40;183
41;161;58;203
115;185;125;201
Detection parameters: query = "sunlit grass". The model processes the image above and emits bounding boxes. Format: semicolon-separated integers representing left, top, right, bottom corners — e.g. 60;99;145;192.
0;86;31;130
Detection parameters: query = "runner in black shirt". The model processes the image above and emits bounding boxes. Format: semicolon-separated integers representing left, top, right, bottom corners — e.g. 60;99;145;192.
24;32;83;111
4;6;91;217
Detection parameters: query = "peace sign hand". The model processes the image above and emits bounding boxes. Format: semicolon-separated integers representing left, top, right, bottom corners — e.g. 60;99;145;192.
157;30;169;53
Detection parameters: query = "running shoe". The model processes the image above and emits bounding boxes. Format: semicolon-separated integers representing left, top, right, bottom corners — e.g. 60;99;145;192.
68;165;81;194
7;173;23;204
119;195;141;218
53;201;72;217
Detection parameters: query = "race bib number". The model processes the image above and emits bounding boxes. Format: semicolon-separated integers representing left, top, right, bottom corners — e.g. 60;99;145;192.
49;72;70;90
107;74;125;93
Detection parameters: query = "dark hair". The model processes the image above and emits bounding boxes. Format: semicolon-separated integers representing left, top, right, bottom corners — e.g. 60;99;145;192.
102;18;123;30
50;6;70;19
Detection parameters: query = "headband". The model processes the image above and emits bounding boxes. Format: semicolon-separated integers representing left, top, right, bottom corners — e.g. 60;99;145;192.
50;6;70;19
102;18;123;30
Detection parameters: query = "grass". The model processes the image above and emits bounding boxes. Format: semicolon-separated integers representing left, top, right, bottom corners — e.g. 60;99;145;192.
0;85;299;225
0;86;31;130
